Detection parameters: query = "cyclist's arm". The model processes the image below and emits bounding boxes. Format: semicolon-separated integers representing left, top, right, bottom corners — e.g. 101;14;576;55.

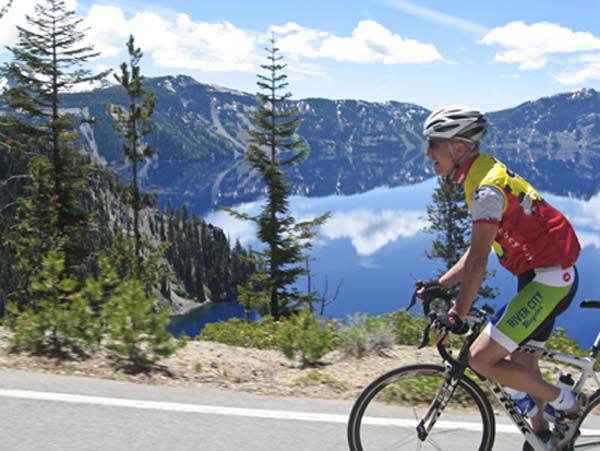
450;222;498;319
439;248;470;288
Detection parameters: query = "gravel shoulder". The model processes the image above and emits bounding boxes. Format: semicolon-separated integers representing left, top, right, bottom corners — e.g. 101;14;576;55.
0;327;441;400
0;328;586;401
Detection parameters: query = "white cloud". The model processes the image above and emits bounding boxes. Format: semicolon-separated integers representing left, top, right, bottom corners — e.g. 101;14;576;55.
270;22;309;36
277;20;442;65
2;3;442;75
274;24;328;60
0;1;44;50
481;21;600;71
321;20;442;64
82;5;130;58
83;6;259;73
321;209;426;255
204;206;258;245
384;0;489;37
577;232;600;249
84;7;442;72
555;53;600;85
544;191;600;250
0;0;80;50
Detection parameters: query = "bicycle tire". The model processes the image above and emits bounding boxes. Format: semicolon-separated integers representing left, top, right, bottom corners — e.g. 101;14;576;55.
572;389;600;450
347;363;496;451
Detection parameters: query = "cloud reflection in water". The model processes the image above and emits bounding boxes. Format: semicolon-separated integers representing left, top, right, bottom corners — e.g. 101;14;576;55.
321;209;426;255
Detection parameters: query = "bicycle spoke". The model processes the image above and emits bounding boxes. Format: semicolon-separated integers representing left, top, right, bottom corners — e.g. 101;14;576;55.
348;364;495;451
424;436;443;450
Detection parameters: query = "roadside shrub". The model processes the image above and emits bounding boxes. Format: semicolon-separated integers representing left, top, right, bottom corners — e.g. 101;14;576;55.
547;328;586;357
335;313;396;358
277;309;337;366
389;310;428;346
294;369;347;392
101;278;178;368
198;317;279;349
4;249;102;355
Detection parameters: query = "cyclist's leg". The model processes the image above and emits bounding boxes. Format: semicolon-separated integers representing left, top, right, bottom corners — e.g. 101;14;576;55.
469;265;577;403
510;348;549;431
469;332;560;401
510;270;553;433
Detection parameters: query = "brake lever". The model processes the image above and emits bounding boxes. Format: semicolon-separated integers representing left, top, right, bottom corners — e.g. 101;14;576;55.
408;281;437;349
408;281;424;311
418;323;431;349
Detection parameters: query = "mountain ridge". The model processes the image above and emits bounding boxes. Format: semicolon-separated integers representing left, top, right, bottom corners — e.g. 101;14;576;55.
4;75;599;210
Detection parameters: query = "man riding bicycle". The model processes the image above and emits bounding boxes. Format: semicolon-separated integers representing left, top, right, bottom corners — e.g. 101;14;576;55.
418;105;588;449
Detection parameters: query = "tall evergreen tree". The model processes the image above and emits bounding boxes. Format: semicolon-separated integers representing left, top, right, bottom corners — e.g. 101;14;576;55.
107;35;156;279
1;0;109;304
424;178;498;301
225;36;329;320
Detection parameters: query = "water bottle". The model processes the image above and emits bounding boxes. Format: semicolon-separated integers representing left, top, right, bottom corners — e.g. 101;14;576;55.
556;373;575;390
506;388;539;417
545;373;575;422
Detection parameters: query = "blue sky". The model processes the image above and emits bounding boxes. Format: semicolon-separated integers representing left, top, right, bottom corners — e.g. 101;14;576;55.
1;0;599;111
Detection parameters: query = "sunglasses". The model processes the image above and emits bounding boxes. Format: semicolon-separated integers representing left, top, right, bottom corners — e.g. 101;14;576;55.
427;140;446;150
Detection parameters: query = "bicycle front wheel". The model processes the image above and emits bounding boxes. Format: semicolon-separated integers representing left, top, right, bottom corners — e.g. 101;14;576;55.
573;390;600;449
348;364;495;451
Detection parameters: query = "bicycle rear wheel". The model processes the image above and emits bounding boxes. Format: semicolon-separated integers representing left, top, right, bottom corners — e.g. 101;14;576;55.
573;390;600;450
347;363;495;451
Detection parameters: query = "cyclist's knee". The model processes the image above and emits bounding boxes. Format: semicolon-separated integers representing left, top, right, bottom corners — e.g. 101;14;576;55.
468;348;495;376
469;336;510;376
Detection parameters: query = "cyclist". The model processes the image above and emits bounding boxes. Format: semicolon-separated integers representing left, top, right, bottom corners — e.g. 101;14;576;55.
418;105;587;449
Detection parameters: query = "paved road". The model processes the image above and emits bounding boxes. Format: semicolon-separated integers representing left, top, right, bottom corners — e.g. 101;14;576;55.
0;369;530;450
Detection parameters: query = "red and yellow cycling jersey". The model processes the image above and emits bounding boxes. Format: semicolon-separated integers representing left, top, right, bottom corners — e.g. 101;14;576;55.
453;153;581;276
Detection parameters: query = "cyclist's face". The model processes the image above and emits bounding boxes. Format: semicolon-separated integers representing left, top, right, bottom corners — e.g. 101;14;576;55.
426;139;454;175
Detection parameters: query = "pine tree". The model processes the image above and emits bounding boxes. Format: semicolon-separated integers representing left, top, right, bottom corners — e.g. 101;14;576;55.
107;35;156;279
225;36;329;320
424;179;470;271
424;178;498;301
99;250;177;369
1;0;109;304
95;35;177;369
0;0;12;19
4;248;102;354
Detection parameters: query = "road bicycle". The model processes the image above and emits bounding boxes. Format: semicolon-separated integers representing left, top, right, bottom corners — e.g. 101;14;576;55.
347;286;600;450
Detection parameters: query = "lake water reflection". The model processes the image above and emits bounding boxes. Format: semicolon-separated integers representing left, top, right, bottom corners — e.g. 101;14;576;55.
193;178;600;348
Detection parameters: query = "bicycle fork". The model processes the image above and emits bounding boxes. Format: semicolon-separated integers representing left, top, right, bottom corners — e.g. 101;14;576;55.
416;363;464;442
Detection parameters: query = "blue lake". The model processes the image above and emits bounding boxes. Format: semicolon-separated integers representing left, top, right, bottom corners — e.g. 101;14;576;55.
171;177;600;348
167;302;260;337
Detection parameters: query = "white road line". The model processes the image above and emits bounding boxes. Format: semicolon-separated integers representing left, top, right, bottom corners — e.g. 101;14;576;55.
1;388;598;437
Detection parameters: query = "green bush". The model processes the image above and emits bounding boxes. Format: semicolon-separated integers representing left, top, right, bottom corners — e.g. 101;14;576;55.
101;278;178;368
277;309;337;366
4;249;102;355
389;310;428;346
335;313;396;358
294;369;347;391
198;317;280;349
547;328;586;357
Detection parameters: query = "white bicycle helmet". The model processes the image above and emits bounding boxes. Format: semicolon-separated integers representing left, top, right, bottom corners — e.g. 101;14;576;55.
423;105;487;142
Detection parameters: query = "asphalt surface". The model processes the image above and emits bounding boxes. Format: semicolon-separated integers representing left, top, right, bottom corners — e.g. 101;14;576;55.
0;369;539;450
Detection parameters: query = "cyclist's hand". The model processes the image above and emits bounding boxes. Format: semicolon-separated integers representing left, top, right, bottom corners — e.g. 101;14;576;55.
432;312;468;343
416;278;447;303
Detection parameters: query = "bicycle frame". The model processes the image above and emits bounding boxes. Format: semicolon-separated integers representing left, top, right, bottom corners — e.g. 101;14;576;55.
478;341;600;451
400;292;600;451
432;324;600;451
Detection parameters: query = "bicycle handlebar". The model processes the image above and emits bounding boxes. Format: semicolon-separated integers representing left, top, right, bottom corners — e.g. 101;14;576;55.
407;281;492;353
581;300;600;309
